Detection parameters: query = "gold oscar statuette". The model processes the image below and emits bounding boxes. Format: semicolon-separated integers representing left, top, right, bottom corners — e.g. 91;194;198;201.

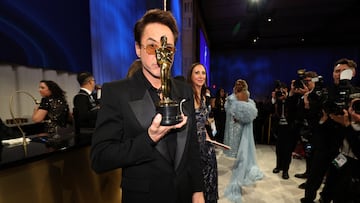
155;35;183;126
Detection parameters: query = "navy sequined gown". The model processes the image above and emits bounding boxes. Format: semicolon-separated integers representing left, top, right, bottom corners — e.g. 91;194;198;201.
195;99;218;203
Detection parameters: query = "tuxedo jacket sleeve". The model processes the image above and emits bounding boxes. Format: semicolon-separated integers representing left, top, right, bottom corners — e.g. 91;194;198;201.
73;90;98;127
90;75;204;201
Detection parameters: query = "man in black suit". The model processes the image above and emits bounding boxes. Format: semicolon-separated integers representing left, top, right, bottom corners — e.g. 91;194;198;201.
73;72;99;133
90;9;205;203
301;58;357;203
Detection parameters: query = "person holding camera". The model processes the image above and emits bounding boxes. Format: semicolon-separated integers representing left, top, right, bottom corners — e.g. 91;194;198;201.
324;95;360;202
271;77;307;180
301;58;357;203
271;81;290;179
294;71;325;189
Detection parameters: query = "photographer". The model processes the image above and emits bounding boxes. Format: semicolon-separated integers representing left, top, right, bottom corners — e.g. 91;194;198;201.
321;95;360;202
295;71;325;189
272;78;307;180
336;97;360;202
271;81;289;178
301;58;357;203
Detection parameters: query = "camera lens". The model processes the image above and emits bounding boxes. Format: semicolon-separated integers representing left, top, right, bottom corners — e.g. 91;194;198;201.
352;100;360;114
294;79;303;88
275;91;283;97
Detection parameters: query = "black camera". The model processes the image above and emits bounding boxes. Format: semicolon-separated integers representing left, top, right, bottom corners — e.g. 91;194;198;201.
293;80;304;89
312;76;325;95
307;76;329;105
324;92;360;116
352;99;360;114
323;70;354;115
275;90;285;98
348;93;360;115
322;69;356;115
293;69;306;88
274;80;286;98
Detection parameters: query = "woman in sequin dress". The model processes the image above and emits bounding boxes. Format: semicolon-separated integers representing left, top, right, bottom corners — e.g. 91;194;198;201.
32;80;70;135
188;63;218;203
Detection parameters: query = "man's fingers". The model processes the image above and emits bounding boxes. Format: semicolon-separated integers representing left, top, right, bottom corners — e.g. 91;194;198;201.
152;114;162;127
173;115;187;128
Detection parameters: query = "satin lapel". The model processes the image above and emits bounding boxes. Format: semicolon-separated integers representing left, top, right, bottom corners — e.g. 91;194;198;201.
78;89;95;104
129;90;155;129
174;117;188;169
128;90;172;163
170;79;190;170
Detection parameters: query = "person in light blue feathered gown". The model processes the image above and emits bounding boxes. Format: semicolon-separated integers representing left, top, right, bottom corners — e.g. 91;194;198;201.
223;93;242;158
223;79;264;203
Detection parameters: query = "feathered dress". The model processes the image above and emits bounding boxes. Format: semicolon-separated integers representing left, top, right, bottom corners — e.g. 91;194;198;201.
223;94;264;203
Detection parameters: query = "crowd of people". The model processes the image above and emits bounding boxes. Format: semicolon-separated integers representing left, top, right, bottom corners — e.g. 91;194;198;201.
270;58;360;203
30;72;100;138
3;8;358;203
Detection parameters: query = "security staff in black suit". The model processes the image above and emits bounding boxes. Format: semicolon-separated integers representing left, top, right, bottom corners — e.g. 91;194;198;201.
73;72;99;133
90;9;204;203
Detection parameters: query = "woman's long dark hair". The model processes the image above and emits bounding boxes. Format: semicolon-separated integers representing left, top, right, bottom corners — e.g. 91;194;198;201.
214;87;225;108
187;62;208;105
40;80;66;100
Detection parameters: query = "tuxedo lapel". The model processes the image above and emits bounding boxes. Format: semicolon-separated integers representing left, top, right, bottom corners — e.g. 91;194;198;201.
129;90;173;164
129;90;155;129
170;79;191;170
174;121;188;169
79;89;96;106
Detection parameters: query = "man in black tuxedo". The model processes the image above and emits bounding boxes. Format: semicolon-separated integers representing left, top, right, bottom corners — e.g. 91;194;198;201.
73;72;99;133
90;9;205;203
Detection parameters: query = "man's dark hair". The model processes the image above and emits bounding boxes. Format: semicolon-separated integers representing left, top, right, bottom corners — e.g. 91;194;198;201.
304;71;318;78
77;72;93;86
334;58;357;69
134;9;179;45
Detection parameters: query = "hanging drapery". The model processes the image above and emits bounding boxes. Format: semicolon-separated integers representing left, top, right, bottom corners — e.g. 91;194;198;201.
90;0;182;84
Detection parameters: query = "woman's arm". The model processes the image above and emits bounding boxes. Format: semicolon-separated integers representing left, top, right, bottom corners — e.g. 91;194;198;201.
32;106;48;123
